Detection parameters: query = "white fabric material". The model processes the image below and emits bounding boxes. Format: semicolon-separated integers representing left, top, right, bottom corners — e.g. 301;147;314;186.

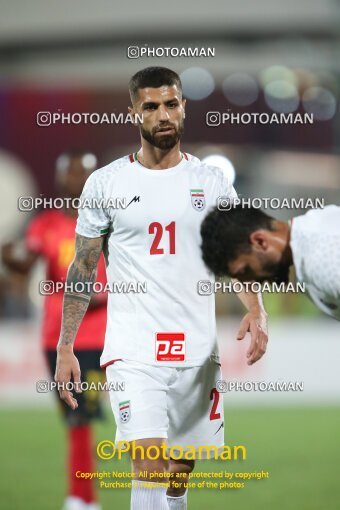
290;205;340;320
76;153;237;367
131;480;169;510
62;496;87;510
62;496;101;510
167;491;188;510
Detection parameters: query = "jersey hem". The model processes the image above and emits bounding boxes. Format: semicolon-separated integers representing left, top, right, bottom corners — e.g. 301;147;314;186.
100;354;220;369
75;225;106;239
101;358;123;369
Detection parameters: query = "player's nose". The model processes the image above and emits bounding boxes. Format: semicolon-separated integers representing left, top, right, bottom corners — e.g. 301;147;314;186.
157;104;170;121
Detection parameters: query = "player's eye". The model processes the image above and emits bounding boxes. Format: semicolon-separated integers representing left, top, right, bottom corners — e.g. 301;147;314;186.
144;104;157;111
167;102;178;108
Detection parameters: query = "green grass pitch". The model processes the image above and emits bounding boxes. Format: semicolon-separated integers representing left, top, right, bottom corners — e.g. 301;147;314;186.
1;406;339;510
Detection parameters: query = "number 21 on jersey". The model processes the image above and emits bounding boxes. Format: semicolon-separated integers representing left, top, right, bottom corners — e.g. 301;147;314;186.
149;221;176;255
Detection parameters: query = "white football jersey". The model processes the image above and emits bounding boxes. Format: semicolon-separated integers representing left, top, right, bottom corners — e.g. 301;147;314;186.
290;205;340;320
76;152;237;367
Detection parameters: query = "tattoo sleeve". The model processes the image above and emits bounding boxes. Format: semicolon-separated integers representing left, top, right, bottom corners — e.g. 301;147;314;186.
57;233;104;348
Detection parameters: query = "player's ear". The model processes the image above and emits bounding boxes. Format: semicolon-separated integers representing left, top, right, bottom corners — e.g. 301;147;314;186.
249;230;268;251
128;105;141;128
182;98;186;118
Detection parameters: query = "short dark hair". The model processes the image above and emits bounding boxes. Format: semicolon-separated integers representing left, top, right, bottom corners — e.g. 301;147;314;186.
200;205;275;276
129;67;182;102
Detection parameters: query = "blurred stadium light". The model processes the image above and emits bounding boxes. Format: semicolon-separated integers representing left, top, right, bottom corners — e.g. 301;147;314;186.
222;73;259;106
202;153;236;184
180;67;215;100
0;150;36;247
302;86;337;120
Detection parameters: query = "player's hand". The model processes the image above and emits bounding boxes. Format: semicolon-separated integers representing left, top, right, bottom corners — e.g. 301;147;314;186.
237;310;268;365
55;345;82;410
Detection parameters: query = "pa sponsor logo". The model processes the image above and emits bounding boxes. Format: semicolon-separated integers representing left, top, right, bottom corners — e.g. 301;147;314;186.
155;332;185;361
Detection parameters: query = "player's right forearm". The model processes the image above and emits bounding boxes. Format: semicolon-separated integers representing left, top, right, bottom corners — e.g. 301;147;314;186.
57;234;104;349
57;284;92;349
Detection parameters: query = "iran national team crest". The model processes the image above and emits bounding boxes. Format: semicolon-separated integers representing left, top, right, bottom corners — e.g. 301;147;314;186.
119;401;131;423
190;189;205;211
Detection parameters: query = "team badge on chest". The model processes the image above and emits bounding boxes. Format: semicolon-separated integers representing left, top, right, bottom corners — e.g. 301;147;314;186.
190;189;205;211
119;400;131;423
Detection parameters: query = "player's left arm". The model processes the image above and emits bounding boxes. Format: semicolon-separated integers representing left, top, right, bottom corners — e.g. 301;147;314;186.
217;173;268;364
234;282;268;365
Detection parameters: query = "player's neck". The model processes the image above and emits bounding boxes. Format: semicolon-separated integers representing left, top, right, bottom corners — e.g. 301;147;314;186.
137;143;182;170
284;220;293;266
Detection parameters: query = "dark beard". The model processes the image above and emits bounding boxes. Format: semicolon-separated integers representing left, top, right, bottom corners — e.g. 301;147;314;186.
140;121;184;150
259;260;291;285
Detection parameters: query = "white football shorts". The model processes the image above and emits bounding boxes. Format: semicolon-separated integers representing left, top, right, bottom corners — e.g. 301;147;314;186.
106;357;225;459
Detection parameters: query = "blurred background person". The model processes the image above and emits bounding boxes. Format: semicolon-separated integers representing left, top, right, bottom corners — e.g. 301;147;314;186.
2;150;107;510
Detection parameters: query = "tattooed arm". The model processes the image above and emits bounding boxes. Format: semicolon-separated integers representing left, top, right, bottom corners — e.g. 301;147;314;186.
55;233;104;409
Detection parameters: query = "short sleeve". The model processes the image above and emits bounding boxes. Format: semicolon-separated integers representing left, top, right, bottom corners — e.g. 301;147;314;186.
293;207;340;299
312;234;340;298
76;171;111;238
220;173;238;201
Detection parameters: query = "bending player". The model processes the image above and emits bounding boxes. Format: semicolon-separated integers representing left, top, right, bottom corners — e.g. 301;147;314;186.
2;151;107;510
55;67;269;510
201;204;340;320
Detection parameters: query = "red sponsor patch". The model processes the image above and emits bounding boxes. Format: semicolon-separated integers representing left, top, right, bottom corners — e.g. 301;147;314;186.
155;332;185;361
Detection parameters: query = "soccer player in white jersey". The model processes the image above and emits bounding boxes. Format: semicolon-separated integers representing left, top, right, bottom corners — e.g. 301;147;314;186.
55;67;269;510
201;204;340;320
